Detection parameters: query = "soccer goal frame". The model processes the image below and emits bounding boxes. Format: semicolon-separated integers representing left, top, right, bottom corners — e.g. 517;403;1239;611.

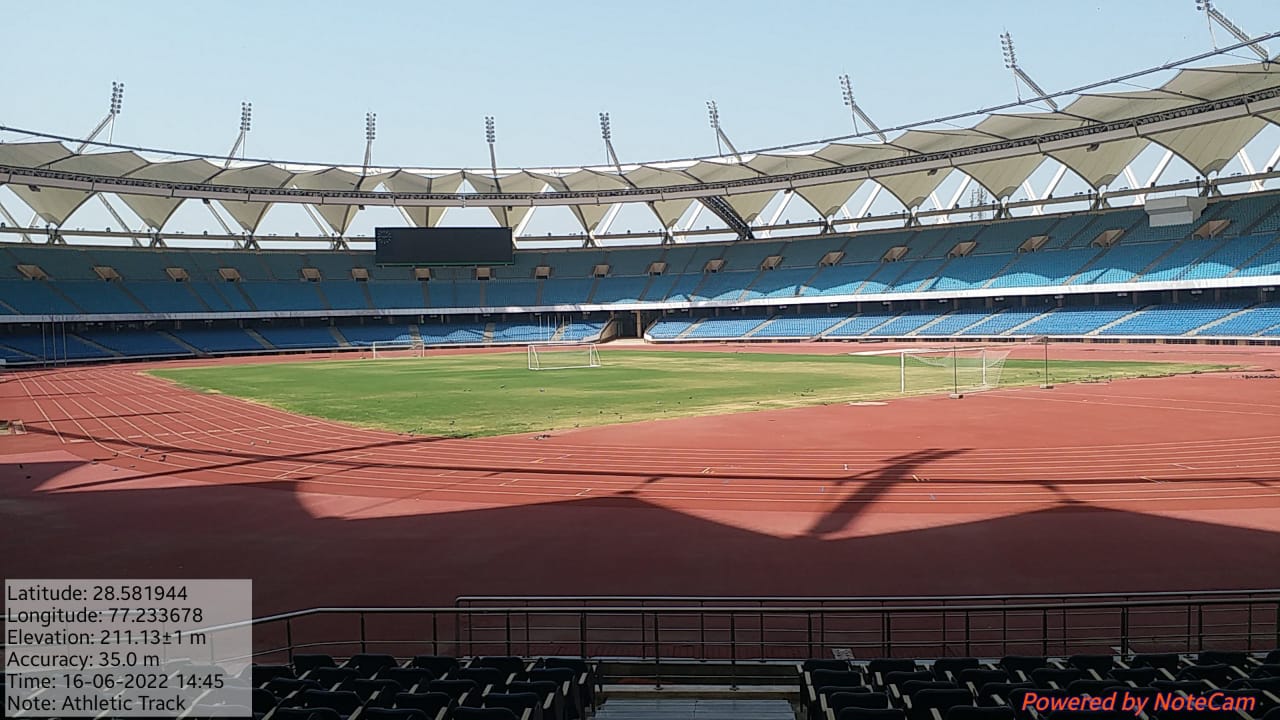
527;342;602;371
370;341;426;359
899;346;1011;396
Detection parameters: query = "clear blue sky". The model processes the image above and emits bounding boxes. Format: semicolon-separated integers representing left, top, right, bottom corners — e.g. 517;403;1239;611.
3;0;1278;170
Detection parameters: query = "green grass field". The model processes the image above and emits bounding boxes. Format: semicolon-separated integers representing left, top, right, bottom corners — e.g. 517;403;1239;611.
150;349;1227;437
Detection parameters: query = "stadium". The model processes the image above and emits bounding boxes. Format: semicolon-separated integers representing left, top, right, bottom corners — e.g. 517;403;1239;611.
3;3;1280;719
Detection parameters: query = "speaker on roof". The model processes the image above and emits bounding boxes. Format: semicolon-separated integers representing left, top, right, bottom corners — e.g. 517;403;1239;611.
1144;195;1207;228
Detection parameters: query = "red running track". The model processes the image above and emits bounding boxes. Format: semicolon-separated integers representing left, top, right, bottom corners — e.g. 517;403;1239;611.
1;343;1279;616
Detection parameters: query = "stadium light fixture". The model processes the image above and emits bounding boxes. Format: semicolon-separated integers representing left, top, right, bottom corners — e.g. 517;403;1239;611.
599;112;612;141
998;31;1058;111
706;100;720;130
485;116;496;145
838;74;887;142
239;102;252;133
365;112;377;142
1195;0;1269;60
599;112;622;170
109;82;124;117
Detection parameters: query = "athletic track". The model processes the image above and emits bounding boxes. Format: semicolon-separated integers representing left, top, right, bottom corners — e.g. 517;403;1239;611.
2;342;1279;617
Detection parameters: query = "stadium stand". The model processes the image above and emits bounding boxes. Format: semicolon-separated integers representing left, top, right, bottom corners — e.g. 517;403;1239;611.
4;191;1280;363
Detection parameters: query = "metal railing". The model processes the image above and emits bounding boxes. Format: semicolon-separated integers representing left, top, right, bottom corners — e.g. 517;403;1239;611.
197;593;1280;681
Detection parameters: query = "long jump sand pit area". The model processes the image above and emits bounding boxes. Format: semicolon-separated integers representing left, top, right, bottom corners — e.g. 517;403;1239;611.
2;341;1279;616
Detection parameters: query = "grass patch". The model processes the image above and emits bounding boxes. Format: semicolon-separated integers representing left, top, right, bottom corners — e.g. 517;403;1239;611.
150;349;1228;438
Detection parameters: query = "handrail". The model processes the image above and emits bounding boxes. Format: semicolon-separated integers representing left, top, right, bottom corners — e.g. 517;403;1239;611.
455;589;1280;606
187;593;1280;667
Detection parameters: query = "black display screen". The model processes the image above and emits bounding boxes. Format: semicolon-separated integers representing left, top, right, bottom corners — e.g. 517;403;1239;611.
374;227;514;266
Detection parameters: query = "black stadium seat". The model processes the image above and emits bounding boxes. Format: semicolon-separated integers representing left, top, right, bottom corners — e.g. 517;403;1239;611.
837;709;907;720
394;691;455;717
363;709;431;720
294;654;339;675
933;658;981;681
344;653;400;678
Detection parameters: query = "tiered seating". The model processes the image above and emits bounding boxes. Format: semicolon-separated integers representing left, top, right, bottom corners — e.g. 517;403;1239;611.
1237;239;1280;277
752;314;847;338
826;313;898;337
172;328;266;353
590;275;651;303
915;309;997;336
0;279;84;314
0;333;112;360
655;273;705;302
339;325;417;346
320;282;372;311
803;263;882;297
886;258;948;293
1084;241;1172;285
751;267;817;298
987;247;1100;288
418;323;486;345
232;653;600;720
190;281;252;312
559;321;605;342
682;315;769;339
796;649;1280;720
540;278;596;305
693;270;757;302
1100;304;1239;336
56;281;146;313
931;255;1016;291
453;281;484;307
867;310;942;336
492;322;558;344
1198;304;1280;337
368;282;427;310
958;308;1051;336
647;318;696;339
484;280;538;307
77;330;187;357
1017;306;1139;336
257;327;342;349
240;282;325;312
128;282;211;313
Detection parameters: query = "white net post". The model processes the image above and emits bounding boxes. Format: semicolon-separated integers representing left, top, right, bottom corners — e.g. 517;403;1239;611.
527;343;601;371
900;346;1010;396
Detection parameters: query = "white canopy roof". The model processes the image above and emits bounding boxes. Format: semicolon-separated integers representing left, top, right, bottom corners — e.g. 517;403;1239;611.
1;59;1278;235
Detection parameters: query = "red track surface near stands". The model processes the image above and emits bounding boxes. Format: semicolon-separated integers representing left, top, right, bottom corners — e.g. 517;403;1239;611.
2;342;1279;615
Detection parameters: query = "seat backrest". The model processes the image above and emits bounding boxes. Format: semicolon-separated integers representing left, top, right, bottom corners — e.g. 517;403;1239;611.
901;681;959;698
252;664;297;685
1107;667;1157;685
453;708;522;720
836;709;907;720
958;669;1009;687
294;654;338;674
869;659;918;675
1130;653;1180;671
1067;655;1114;673
425;678;479;701
353;678;403;703
945;707;1016;720
474;656;527;675
484;692;540;711
347;653;399;677
364;709;429;720
1197;650;1248;667
829;691;891;711
999;656;1048;674
311;667;361;689
300;689;362;714
381;667;436;692
913;689;975;711
885;670;934;687
411;655;460;676
805;659;853;673
934;658;980;680
813;669;867;691
393;691;454;714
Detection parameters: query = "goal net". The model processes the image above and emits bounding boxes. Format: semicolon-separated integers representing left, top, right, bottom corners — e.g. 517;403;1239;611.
900;346;1011;395
528;343;602;371
370;340;425;359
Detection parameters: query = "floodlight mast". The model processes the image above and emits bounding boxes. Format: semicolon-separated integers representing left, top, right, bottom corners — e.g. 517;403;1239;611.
225;102;252;169
484;116;510;227
599;112;622;171
1195;1;1270;61
1000;32;1059;111
76;81;124;153
363;111;376;173
705;100;741;161
838;74;888;142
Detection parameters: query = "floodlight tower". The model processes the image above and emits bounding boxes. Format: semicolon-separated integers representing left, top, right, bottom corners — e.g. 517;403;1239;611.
599;112;623;172
838;74;887;142
363;112;377;173
484;116;510;227
1195;1;1270;60
1000;32;1059;111
706;101;741;160
76;81;125;152
224;102;252;169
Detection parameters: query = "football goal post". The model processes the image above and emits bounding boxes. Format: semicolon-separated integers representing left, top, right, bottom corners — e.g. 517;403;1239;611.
370;340;425;359
899;346;1011;396
528;342;602;371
